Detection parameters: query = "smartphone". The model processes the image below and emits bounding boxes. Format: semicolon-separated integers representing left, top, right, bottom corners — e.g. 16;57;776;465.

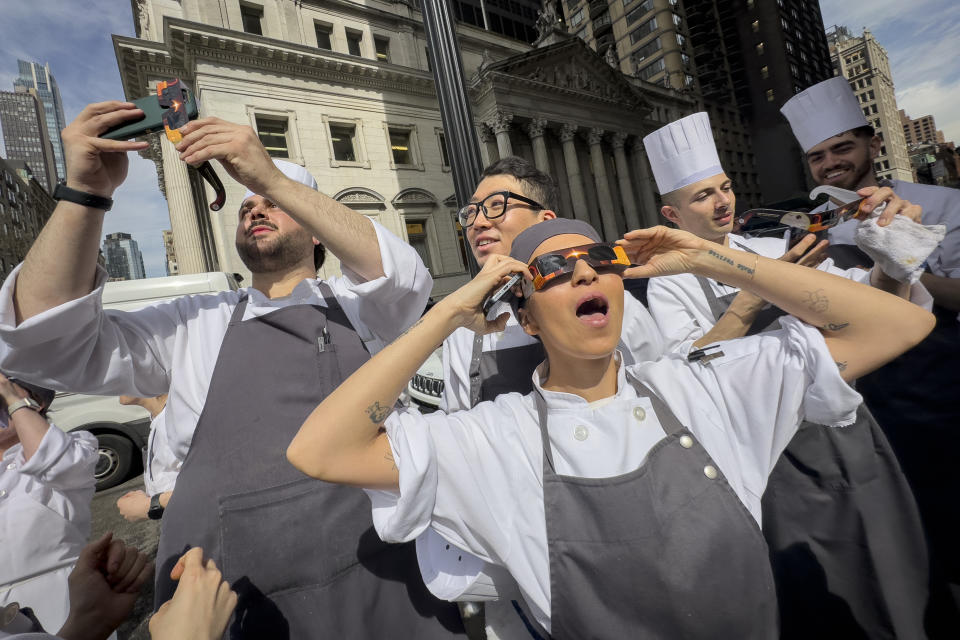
101;83;199;140
482;273;523;315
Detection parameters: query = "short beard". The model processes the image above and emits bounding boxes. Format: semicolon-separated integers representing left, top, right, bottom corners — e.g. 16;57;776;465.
235;227;315;274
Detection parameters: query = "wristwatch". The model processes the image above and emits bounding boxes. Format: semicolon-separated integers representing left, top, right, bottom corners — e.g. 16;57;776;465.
52;182;113;212
6;396;40;416
147;493;165;520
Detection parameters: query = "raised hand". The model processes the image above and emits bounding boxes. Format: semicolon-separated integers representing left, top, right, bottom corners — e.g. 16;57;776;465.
781;233;830;268
60;101;149;198
857;185;922;226
149;547;238;640
437;253;531;335
616;226;709;279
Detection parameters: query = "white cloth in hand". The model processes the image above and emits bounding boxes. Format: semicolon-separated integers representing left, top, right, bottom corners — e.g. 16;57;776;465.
855;211;946;283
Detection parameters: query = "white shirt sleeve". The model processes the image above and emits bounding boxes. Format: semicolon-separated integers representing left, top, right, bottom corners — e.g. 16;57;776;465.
439;329;473;413
18;426;97;493
819;258;934;310
646;276;709;354
620;293;667;364
327;221;433;347
0;264;182;397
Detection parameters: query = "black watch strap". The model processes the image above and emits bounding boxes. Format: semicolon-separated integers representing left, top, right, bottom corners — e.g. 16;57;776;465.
148;493;165;520
52;183;113;212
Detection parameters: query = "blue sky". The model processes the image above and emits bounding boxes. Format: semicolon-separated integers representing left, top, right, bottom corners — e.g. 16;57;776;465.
0;0;957;278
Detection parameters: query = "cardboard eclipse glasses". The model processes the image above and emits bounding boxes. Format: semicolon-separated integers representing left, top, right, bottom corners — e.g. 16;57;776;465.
529;242;630;291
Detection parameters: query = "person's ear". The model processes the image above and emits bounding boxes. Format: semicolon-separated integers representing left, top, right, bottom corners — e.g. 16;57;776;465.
660;205;680;225
539;209;558;222
518;306;540;337
868;135;881;160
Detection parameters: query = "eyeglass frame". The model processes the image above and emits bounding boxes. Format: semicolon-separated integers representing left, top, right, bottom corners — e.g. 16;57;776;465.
457;190;544;228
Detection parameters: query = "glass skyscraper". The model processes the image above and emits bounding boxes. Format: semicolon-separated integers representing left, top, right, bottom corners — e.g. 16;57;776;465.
13;60;67;183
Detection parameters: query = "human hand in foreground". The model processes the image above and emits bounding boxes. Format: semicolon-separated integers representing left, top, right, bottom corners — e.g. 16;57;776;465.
57;532;153;640
617;226;711;279
116;489;150;522
148;547;238;640
781;233;830;268
856;185;922;226
436;253;531;335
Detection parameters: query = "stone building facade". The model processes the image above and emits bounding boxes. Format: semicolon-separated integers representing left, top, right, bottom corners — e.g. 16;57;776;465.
115;0;698;295
0;157;55;283
827;26;912;184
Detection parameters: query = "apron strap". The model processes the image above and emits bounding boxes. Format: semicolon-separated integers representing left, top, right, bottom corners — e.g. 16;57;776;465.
229;293;249;325
468;333;484;408
694;276;729;323
316;280;370;355
534;366;689;472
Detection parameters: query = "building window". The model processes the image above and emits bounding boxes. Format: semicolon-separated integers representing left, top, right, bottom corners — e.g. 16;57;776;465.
375;37;390;62
632;36;661;63
781;18;789;30
672;13;682;26
684;74;695;87
629;16;657;42
324;118;368;168
240;3;263;35
676;33;686;47
760;65;769;79
389;128;413;166
637;57;665;81
625;1;653;25
569;8;585;27
255;115;289;158
785;40;794;54
405;220;433;271
766;89;775;102
315;22;332;50
751;20;759;33
756;42;765;55
346;30;363;57
454;217;470;271
790;63;799;77
437;131;450;169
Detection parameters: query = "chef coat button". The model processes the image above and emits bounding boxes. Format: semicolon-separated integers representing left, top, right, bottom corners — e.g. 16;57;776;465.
574;425;589;441
0;490;6;498
6;463;15;470
632;406;646;422
679;435;694;449
703;465;718;480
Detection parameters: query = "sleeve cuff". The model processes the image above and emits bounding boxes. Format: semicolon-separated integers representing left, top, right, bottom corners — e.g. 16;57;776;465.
415;528;501;601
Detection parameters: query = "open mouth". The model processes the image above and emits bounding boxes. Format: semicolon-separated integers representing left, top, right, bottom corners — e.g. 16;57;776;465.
474;237;498;251
576;294;610;326
824;168;849;182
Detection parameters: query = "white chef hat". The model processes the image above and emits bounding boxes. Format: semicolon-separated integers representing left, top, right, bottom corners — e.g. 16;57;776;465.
242;159;318;202
781;77;869;152
642;112;723;196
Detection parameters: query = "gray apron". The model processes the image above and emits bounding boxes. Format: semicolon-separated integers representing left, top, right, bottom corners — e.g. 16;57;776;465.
698;277;931;639
535;373;779;639
155;285;464;639
469;334;545;406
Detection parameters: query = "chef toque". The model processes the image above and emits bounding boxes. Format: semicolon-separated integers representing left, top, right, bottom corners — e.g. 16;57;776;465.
643;112;723;196
781;77;869;152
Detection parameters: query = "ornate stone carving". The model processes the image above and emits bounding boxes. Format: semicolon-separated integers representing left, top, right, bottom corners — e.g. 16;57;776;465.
526;117;549;139
477;125;496;144
393;188;437;205
135;0;151;39
535;0;560;40
486;111;514;135
605;45;619;69
559;123;579;143
587;127;606;146
612;131;629;150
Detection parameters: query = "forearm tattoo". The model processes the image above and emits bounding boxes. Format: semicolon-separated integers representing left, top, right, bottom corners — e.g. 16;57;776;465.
384;450;398;471
801;289;829;312
708;249;735;267
835;361;848;372
365;400;393;425
708;249;755;277
823;321;849;331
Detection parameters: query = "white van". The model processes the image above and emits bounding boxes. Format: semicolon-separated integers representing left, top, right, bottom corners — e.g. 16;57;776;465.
48;272;239;490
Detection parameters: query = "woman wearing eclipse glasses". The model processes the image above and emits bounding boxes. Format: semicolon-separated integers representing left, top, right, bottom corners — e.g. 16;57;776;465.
287;218;934;639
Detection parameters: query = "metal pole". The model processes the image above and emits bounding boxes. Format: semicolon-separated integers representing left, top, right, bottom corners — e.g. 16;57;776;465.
421;0;483;276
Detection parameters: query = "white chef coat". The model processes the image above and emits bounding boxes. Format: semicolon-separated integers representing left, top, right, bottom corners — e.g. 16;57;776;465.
142;408;176;497
368;316;862;633
647;233;933;354
440;292;667;412
0;425;97;634
0;222;431;468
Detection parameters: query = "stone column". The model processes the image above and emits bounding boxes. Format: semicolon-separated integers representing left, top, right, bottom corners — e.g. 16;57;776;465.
487;111;514;158
159;137;208;273
477;125;498;166
612;132;641;231
526;117;550;173
587;128;618;241
559;123;589;222
631;139;660;227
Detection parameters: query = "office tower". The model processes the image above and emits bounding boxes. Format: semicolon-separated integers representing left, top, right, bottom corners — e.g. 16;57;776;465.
901;110;947;146
103;232;147;281
0;89;59;192
162;229;180;276
13;60;68;183
0;156;55;283
827;26;912;183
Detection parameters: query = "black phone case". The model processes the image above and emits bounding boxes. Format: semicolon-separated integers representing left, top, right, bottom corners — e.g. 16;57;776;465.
100;89;199;140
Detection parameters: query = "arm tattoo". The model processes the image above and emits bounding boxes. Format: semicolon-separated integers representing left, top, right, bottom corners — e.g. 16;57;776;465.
835;361;848;372
801;289;830;312
384;450;398;471
397;317;425;340
823;321;849;331
736;262;755;276
365;401;393;425
707;249;735;267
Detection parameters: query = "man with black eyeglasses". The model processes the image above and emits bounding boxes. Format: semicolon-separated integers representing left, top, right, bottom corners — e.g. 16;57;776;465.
418;156;667;640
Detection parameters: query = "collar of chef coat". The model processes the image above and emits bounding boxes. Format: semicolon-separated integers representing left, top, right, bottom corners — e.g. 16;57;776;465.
531;352;626;411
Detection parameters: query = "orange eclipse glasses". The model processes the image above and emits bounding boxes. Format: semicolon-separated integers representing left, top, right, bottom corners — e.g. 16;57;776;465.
528;242;631;291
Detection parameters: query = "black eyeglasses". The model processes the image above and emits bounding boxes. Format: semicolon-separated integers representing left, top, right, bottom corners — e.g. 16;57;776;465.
457;191;544;228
